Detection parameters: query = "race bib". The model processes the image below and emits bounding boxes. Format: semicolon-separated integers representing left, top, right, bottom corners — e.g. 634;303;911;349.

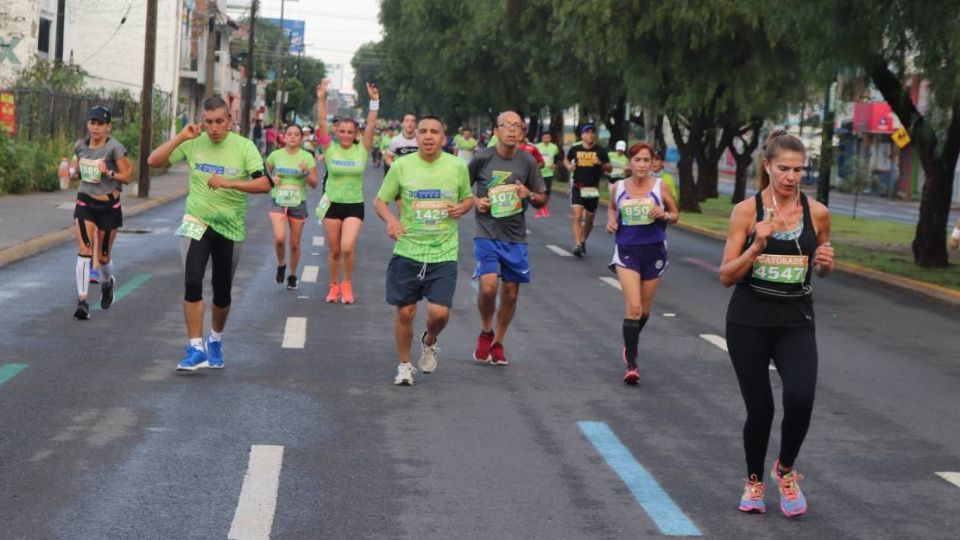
619;197;656;226
315;194;331;220
489;184;523;218
78;158;102;184
176;214;208;241
275;186;302;207
580;187;600;199
412;199;450;234
752;254;808;284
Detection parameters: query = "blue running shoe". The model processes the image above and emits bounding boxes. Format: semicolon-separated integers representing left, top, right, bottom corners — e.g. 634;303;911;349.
176;346;208;372
771;461;807;517
738;474;766;514
206;339;224;369
89;268;100;284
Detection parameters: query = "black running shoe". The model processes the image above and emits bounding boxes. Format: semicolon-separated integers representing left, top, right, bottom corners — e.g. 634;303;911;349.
572;244;584;258
276;265;286;285
581;242;587;256
100;276;116;310
74;300;90;320
286;275;299;290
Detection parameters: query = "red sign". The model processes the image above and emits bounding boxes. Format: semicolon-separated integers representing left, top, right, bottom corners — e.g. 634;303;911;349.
853;102;895;134
0;92;15;135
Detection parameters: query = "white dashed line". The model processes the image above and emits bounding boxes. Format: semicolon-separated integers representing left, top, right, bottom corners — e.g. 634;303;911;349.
301;265;319;283
312;236;325;247
663;313;677;318
599;276;622;290
546;244;573;257
936;472;960;489
700;334;728;352
228;445;285;540
281;317;307;349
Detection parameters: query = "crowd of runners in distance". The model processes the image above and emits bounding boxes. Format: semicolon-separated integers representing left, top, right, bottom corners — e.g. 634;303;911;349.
63;78;850;519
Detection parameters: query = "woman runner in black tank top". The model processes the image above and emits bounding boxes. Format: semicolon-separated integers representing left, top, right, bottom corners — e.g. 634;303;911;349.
718;130;835;518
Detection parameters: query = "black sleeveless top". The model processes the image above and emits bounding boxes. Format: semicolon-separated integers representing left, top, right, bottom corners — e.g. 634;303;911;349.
726;192;817;328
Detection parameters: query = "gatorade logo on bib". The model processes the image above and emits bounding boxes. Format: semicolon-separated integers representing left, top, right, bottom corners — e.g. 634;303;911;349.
752;254;808;284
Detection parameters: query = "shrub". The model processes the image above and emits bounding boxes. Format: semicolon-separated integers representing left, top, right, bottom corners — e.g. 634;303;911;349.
0;133;67;194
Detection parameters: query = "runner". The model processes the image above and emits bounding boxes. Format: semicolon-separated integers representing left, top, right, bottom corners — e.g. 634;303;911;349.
384;112;418;176
454;126;478;163
373;115;473;386
605;143;678;383
950;217;960;251
378;128;392;170
371;130;383;167
314;79;380;304
651;147;679;203
534;131;561;217
147;95;271;372
563;123;611;257
718;130;834;517
69;105;133;319
266;124;318;289
470;111;546;365
609;140;628;182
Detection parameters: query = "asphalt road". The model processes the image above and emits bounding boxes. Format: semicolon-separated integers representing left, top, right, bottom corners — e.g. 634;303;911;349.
1;166;959;539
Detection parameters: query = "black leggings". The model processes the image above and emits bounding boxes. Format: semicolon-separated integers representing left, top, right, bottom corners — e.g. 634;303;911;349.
726;322;818;479
180;228;242;307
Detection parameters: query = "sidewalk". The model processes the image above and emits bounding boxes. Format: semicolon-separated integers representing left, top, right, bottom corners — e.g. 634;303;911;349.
0;165;190;267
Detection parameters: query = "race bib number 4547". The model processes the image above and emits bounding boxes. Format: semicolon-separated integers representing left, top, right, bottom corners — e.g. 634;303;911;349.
752;254;808;284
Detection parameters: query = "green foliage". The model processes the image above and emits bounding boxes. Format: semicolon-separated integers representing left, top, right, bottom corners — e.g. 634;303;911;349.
0;133;63;194
11;60;87;93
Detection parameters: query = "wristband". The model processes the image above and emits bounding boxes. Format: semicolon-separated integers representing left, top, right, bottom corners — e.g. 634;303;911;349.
369;100;380;111
952;227;960;240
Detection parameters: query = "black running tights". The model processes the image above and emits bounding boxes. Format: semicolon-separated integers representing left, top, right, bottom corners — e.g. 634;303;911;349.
726;322;818;479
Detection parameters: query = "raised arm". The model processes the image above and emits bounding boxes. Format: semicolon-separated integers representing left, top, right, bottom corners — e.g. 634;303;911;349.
362;82;380;152
315;80;332;150
148;124;200;167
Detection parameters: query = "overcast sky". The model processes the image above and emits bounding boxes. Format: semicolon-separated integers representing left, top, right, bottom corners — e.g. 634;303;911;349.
227;0;384;93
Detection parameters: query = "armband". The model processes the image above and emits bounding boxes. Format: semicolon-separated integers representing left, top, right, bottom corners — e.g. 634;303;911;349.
369;100;380;111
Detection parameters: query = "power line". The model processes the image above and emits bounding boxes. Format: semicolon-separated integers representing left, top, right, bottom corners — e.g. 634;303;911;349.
77;0;138;66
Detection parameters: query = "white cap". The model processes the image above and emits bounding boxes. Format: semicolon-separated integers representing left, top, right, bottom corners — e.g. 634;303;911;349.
615;140;626;151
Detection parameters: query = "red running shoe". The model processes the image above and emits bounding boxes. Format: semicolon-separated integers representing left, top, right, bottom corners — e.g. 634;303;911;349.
474;331;494;363
490;342;509;366
623;367;640;384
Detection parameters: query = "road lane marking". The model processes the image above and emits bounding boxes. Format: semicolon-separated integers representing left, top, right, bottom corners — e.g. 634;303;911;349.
312;235;325;247
936;472;960;489
91;272;152;311
663;313;676;318
599;276;622;290
281;317;307;349
546;244;573;257
682;256;720;273
578;421;701;536
0;363;28;387
228;445;285;540
301;265;319;283
699;334;728;352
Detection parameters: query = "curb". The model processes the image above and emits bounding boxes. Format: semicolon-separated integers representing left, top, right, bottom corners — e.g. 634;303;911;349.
550;185;960;307
0;187;189;268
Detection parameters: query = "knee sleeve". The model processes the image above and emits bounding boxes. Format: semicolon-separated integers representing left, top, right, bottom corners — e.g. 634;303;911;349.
78;218;91;248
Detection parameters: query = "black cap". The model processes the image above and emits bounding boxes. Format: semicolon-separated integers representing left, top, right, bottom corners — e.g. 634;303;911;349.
653;147;665;159
88;105;111;123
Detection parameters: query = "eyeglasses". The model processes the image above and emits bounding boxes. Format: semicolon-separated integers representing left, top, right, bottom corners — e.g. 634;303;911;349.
497;122;524;131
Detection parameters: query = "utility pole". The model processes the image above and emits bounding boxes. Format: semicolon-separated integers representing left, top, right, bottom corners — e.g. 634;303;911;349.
241;0;258;136
273;0;286;129
203;10;217;99
138;0;157;198
817;80;835;206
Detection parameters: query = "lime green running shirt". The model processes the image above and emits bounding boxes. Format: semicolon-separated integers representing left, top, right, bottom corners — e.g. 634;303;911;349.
266;147;316;203
170;132;264;241
324;143;369;203
377;153;472;263
535;142;560;177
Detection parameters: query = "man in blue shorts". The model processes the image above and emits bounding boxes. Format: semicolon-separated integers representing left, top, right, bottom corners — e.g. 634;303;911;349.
470;111;546;365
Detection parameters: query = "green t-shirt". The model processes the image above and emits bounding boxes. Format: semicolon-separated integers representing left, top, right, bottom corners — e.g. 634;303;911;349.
170;132;264;241
535;142;560;178
324;143;369;203
610;152;628;180
266;148;316;205
377;152;472;263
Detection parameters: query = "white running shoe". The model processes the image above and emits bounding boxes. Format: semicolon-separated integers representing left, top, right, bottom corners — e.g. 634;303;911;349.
394;362;416;386
419;331;439;373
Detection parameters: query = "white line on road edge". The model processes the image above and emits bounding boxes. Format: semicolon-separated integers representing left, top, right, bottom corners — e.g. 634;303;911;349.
663;313;677;318
301;265;319;283
228;445;285;540
699;334;728;352
281;317;307;349
599;276;622;290
936;472;960;489
546;244;573;257
312;236;325;247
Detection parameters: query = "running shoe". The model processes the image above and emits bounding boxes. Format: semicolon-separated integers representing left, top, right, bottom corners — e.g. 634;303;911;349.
770;461;807;517
325;282;340;303
394;362;416;386
490;342;509;366
206;339;224;368
176;346;208;372
534;208;544;218
474;330;494;363
581;242;587;256
286;275;299;290
275;265;286;285
542;206;550;217
73;300;90;320
340;282;354;304
89;269;100;284
419;331;439;373
738;474;766;514
100;275;116;310
623;367;640;384
572;244;584;258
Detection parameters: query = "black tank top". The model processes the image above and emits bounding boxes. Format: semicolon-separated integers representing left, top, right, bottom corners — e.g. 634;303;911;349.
726;192;817;328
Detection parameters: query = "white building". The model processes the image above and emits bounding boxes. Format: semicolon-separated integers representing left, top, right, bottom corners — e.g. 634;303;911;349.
0;0;39;87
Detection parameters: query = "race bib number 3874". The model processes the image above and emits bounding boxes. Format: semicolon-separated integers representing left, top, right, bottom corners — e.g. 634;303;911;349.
752;254;808;284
